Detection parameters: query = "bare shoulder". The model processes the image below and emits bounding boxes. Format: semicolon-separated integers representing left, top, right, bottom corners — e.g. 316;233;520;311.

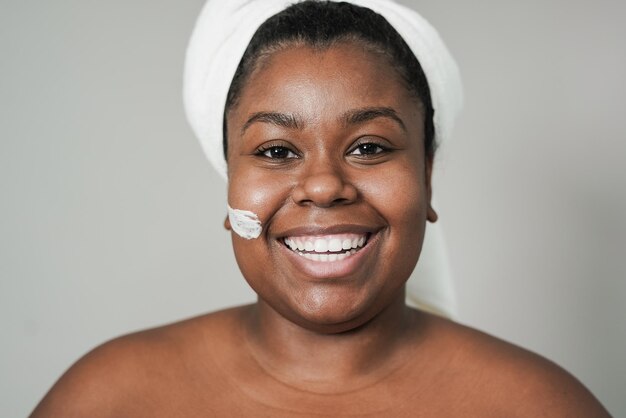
421;313;611;417
30;306;249;418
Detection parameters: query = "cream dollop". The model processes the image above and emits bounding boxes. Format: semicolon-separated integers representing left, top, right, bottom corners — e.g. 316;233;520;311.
227;205;262;239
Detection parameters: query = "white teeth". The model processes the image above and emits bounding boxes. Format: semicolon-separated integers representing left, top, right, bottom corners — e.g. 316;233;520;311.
298;249;355;262
286;239;297;251
314;239;328;253
328;238;342;252
285;233;370;261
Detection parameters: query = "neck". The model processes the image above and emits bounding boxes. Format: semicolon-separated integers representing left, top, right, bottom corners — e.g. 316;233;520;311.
242;291;423;393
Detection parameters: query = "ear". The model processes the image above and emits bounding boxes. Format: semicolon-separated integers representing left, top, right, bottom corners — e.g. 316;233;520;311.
427;204;439;223
425;153;439;223
224;214;232;231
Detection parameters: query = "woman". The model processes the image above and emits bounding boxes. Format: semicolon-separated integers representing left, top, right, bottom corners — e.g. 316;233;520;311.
32;1;609;416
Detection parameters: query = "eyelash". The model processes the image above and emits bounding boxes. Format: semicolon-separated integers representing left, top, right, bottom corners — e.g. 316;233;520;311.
255;143;299;160
347;140;391;157
254;139;391;160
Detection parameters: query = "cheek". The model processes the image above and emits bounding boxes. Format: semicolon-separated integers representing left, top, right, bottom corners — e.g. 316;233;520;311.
357;159;427;224
357;159;428;277
227;165;292;227
227;167;288;294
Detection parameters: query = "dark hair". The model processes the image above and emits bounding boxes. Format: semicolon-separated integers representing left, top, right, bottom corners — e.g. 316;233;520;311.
223;0;435;159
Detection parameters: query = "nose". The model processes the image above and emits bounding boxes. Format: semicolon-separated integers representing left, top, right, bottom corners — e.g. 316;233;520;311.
292;167;358;208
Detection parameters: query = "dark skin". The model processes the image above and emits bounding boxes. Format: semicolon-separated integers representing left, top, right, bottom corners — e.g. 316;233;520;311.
31;42;610;417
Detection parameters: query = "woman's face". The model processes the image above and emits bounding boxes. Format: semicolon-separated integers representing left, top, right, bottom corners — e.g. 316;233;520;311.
226;41;434;332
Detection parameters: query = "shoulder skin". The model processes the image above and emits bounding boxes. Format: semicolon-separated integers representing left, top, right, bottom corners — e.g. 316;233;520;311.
30;309;240;418
422;314;611;417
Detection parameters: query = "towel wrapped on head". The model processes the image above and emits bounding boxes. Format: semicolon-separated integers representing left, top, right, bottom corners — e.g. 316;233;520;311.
183;0;463;318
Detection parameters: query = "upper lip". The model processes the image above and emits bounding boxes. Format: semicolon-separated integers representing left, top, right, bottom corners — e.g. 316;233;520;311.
276;224;382;238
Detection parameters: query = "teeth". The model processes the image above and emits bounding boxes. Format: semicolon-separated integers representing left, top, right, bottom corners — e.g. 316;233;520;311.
284;233;369;261
285;238;297;251
328;238;342;252
314;239;328;253
298;249;355;262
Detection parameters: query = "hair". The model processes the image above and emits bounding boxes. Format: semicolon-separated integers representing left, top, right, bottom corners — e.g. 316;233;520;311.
223;0;435;159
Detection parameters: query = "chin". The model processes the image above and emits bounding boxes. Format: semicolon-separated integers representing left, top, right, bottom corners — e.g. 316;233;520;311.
280;286;388;333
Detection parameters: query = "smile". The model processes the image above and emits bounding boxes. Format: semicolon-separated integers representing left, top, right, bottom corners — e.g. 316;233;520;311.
283;233;369;262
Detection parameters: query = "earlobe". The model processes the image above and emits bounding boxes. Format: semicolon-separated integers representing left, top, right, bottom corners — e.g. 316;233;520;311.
425;155;438;223
427;204;439;223
224;215;232;231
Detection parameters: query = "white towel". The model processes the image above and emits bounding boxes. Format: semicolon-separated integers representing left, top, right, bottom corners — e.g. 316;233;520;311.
183;0;463;318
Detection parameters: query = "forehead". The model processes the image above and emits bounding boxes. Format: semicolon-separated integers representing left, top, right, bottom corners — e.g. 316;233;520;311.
231;41;420;123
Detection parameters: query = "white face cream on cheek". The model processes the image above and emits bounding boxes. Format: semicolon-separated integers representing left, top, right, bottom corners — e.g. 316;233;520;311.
227;205;263;239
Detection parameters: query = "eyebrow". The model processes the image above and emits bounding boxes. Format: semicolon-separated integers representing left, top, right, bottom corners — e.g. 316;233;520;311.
240;106;406;135
241;111;302;135
341;107;407;132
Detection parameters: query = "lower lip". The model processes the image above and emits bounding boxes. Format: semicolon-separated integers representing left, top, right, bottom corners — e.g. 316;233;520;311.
279;233;379;280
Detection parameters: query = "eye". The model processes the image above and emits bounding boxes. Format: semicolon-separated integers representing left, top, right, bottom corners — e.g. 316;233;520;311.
256;145;299;159
349;142;389;156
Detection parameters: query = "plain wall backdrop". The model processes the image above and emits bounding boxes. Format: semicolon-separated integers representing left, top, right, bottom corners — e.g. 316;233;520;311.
1;0;624;416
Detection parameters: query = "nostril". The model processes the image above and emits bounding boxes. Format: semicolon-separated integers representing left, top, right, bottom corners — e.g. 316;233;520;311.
331;196;354;206
292;173;358;207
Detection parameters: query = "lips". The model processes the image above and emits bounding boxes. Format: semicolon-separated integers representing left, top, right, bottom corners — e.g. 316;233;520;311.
283;233;369;262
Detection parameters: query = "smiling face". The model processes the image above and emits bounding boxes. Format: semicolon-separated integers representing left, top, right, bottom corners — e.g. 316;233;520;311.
226;41;435;333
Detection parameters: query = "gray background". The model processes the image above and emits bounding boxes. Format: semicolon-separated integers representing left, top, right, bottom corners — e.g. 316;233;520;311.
1;0;624;416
